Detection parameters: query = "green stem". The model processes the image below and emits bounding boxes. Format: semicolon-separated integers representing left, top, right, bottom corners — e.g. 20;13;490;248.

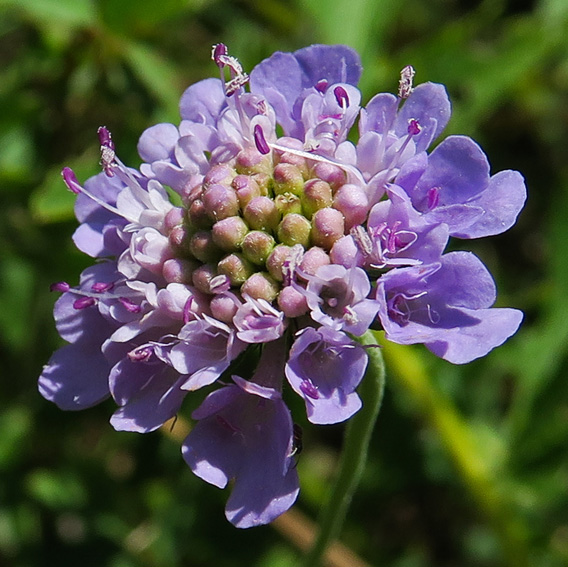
301;330;385;567
378;336;530;567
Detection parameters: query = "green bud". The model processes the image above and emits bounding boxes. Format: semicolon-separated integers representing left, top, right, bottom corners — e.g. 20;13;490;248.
217;253;254;286
277;213;311;248
242;230;276;265
241;272;280;302
211;216;249;251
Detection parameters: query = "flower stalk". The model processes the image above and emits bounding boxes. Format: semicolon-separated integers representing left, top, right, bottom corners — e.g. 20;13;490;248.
301;330;385;567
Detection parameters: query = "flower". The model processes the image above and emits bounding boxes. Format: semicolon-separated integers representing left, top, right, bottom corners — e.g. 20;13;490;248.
39;44;526;527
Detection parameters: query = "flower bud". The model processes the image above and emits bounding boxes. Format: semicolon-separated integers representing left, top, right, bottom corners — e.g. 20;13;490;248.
210;294;239;323
275;193;302;216
273;163;305;197
202;184;239;221
242;230;275;265
299;246;330;276
188;198;212;228
211;216;249;251
266;244;294;282
277;213;311;248
203;164;235;187
277;285;308;318
311;207;345;250
244;196;281;232
235;147;272;175
276;151;309;177
241;272;280;302
302;179;333;218
311;162;346;190
164;207;184;231
217;253;253;286
333;183;369;229
162;258;197;284
232;174;261;207
189;230;222;262
192;263;217;294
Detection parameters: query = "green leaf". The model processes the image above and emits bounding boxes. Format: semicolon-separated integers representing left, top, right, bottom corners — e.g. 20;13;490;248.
0;0;98;28
120;40;182;120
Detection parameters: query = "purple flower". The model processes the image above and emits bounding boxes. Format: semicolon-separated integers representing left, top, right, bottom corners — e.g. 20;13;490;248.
285;326;368;424
182;341;299;528
40;43;525;527
375;251;523;363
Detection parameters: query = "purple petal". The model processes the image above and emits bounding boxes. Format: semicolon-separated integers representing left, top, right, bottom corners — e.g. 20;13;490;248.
179;78;226;124
38;342;111;410
183;381;299;528
109;358;186;432
137;123;180;162
412;135;490;209
285;327;367;424
451;170;527;238
394;82;451;151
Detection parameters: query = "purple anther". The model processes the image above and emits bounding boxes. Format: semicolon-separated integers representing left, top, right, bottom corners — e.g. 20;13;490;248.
315;79;328;93
299;379;319;400
212;43;228;67
407;119;421;136
334;86;349;108
398;65;415;99
253;124;271;155
97;126;115;151
118;297;142;313
91;281;114;293
49;281;71;293
61;167;82;194
98;126;116;176
426;187;440;210
73;296;96;310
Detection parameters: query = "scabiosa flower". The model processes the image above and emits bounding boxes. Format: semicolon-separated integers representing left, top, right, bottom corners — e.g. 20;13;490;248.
39;44;526;527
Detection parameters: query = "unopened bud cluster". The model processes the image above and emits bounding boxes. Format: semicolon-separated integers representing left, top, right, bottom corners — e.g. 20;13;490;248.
167;143;366;311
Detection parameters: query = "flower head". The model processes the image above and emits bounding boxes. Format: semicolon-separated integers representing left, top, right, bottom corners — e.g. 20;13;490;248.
40;44;525;527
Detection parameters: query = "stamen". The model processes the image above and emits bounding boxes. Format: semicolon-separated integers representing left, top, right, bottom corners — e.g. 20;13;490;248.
98;126;116;176
91;281;114;293
334;86;349;109
211;43;228;67
343;305;359;326
282;244;304;286
225;73;249;96
73;296;96;310
253;124;271;155
50;281;70;293
118;297;142;313
62;167;82;194
398;65;415;99
315;79;328;93
350;226;373;257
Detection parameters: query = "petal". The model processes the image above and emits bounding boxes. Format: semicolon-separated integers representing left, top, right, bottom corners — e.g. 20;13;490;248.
38;343;110;410
452;170;527;238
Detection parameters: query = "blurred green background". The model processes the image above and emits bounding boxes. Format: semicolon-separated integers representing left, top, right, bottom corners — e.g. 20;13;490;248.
0;0;567;565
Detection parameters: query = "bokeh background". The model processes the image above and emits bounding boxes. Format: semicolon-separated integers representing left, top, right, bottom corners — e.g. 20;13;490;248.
1;0;566;565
